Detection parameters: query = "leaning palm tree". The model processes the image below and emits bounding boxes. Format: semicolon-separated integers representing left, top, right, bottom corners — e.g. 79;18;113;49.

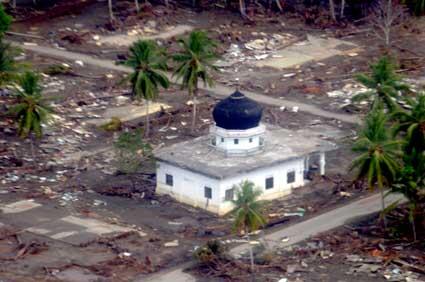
392;93;425;154
172;30;218;132
231;180;266;273
121;40;169;137
353;57;409;112
9;72;52;156
351;109;402;227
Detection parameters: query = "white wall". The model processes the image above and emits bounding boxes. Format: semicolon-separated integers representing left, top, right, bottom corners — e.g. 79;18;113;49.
213;135;261;152
156;161;221;213
218;158;305;214
156;157;306;215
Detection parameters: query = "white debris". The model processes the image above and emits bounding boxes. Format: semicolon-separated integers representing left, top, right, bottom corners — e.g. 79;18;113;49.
292;106;299;113
245;39;266;50
75;60;84;67
164;240;179;247
281;236;290;242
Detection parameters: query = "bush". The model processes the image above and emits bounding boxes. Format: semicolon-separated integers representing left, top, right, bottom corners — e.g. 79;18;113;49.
0;4;11;36
113;129;152;175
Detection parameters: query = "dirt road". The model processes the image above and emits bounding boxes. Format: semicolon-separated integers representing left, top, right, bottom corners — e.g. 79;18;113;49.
10;41;361;125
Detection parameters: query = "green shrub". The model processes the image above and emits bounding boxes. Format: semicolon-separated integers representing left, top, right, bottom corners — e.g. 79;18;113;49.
0;4;11;36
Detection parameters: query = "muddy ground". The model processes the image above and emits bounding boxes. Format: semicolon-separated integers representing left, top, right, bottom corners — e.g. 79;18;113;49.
189;208;425;282
1;1;424;281
0;46;360;281
9;2;425;114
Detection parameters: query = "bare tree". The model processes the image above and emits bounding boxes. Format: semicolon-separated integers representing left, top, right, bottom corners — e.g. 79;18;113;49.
370;0;406;47
239;0;247;18
135;0;140;12
340;0;345;18
329;0;336;21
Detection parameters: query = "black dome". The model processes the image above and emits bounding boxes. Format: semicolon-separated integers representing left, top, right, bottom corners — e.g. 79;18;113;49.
212;91;263;130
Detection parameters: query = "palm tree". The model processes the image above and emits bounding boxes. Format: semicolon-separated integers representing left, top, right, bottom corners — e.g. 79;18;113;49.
353;57;409;112
9;72;52;156
393;94;425;154
121;40;169;137
172;30;218;132
351;109;402;227
231;180;266;273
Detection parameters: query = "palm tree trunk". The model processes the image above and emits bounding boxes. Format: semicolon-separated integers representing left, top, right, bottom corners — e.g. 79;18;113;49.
11;0;16;9
340;0;345;17
30;136;35;160
410;204;417;241
108;0;114;23
380;188;387;228
246;228;254;273
191;88;198;133
145;100;150;137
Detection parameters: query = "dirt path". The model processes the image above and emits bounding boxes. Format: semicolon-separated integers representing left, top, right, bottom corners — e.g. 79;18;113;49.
10;41;361;125
230;192;404;256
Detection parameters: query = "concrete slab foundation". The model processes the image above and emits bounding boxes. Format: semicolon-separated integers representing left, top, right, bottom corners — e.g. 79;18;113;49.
98;25;193;47
86;102;171;126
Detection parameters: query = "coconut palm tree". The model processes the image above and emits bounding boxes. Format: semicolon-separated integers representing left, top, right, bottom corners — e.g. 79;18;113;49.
393;94;425;154
121;40;169;137
172;30;218;132
351;109;402;227
231;180;266;272
353;57;409;112
9;72;52;157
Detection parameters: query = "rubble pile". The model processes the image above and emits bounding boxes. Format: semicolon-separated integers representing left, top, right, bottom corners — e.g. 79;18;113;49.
215;32;297;71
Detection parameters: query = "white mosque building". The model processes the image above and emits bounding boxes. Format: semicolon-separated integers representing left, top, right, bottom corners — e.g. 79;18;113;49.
154;91;334;215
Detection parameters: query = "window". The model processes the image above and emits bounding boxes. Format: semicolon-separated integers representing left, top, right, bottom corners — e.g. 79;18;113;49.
259;137;264;146
265;177;274;189
204;186;212;199
221;137;224;142
166;174;173;186
211;138;216;146
234;139;239;145
225;188;234;201
249;138;253;143
287;171;295;184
